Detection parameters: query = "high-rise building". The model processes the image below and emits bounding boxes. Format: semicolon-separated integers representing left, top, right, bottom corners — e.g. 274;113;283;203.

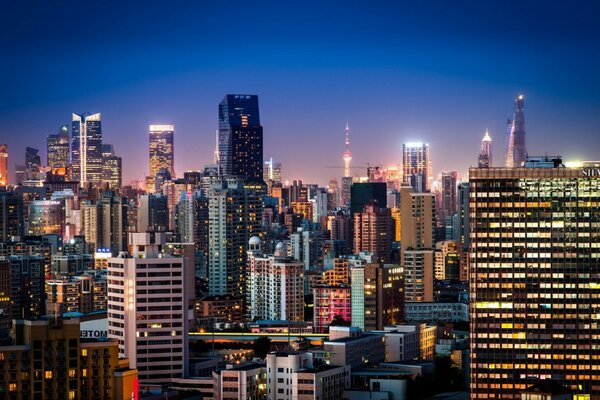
402;142;431;192
101;143;122;190
400;186;435;302
148;125;175;192
353;201;392;263
439;171;457;225
137;193;169;232
47;125;70;170
457;182;470;249
470;158;600;398
263;157;282;183
505;94;527;167
313;285;351;333
218;95;264;183
46;273;107;315
350;263;404;331
477;129;493;168
108;232;189;383
207;178;262;297
1;255;45;323
27;200;65;237
0;144;7;186
247;238;304;322
350;182;387;214
0;189;24;241
81;190;128;255
25;147;41;171
72;113;103;186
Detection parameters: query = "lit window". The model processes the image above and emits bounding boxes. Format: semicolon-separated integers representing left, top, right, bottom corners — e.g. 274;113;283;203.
45;371;53;379
81;349;87;357
9;383;16;392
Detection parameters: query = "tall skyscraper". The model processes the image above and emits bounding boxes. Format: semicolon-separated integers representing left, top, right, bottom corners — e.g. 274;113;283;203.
148;125;175;192
353;201;392;263
439;170;457;225
108;232;189;383
0;145;7;186
477;129;493;168
47;125;70;169
505;94;527;167
72;113;103;185
218;95;264;184
400;185;435;302
402;142;431;192
207;178;262;297
470;158;600;398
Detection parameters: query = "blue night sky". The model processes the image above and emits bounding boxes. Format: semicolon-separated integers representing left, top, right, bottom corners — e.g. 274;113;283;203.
1;1;600;185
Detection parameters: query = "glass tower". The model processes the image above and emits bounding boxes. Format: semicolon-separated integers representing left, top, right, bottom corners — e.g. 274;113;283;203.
71;113;103;185
218;94;264;184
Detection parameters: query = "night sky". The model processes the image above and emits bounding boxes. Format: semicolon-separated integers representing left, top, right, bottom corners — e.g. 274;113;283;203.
1;1;600;185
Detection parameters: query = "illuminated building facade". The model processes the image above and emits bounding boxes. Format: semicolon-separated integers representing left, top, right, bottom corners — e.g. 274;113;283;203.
440;170;457;226
402;142;431;192
47;125;70;170
148;125;175;192
27;200;65;237
353;201;392;263
478;129;493;168
0;144;7;186
108;232;189;383
101;144;122;190
312;285;351;333
72;113;103;186
218;95;264;184
470;160;600;398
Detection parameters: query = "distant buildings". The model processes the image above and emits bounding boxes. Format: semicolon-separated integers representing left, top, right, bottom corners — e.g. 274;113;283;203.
439;170;457;226
47;125;70;170
72;112;103;185
353;202;392;263
477;129;493;168
0;144;7;186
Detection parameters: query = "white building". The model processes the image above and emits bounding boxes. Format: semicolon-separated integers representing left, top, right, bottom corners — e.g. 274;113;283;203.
247;238;304;322
107;232;189;383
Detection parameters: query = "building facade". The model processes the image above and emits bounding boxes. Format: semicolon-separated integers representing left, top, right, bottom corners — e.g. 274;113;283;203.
71;113;103;186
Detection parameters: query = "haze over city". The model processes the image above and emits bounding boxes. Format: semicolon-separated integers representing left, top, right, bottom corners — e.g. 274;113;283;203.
2;1;600;184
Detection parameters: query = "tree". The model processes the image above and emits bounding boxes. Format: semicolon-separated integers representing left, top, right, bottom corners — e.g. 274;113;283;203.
329;314;351;327
253;337;272;359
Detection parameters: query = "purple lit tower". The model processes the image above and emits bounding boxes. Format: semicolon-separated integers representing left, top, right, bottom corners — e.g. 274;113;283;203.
505;94;527;167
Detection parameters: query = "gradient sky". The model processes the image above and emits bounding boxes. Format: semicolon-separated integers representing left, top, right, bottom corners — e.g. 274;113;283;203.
1;1;600;185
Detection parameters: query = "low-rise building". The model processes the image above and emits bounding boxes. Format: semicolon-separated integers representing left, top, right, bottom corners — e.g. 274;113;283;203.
323;331;385;369
213;362;266;400
404;302;468;324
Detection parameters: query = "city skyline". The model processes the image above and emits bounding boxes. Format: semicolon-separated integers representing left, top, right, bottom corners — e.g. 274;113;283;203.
2;2;600;184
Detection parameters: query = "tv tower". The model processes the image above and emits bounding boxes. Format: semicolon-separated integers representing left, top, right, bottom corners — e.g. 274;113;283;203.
343;122;352;177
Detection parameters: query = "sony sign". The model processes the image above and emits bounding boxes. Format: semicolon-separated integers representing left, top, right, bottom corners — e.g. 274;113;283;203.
582;168;600;177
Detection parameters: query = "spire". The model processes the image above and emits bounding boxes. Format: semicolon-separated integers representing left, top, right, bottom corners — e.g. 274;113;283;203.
479;129;493;168
505;94;527;167
342;122;352;177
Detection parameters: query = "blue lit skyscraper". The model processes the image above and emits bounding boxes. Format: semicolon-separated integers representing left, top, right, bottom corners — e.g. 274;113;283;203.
218;95;264;184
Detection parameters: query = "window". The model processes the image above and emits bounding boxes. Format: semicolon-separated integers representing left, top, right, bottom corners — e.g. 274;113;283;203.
81;349;88;357
45;371;53;379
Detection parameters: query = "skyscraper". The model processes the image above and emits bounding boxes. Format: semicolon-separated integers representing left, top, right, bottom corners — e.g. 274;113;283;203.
353;201;392;263
218;95;264;184
148;125;175;192
72;113;103;185
0;145;7;186
101;144;122;190
47;125;70;169
25;147;41;171
439;170;457;225
402;142;431;192
477;129;493;168
505;94;527;167
470;157;600;398
207;178;262;297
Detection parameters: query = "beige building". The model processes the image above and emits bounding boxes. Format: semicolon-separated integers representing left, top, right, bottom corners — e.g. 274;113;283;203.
213;363;266;400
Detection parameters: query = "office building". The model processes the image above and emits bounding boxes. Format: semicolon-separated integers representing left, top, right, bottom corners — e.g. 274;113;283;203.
402;142;430;192
148;124;175;192
478;129;493;168
350;182;387;214
25;147;41;171
470;159;600;398
323;329;385;368
47;125;70;170
247;238;304;322
350;263;404;331
400;186;435;302
434;240;463;281
26;200;65;237
213;363;267;400
108;232;189;383
353;201;392;263
207;178;262;297
263;157;282;183
505;94;527;167
0;190;24;241
0;318;137;400
0;144;7;186
218;95;264;184
72;113;103;186
439;170;457;226
81;190;128;255
100;144;122;190
137;193;169;232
